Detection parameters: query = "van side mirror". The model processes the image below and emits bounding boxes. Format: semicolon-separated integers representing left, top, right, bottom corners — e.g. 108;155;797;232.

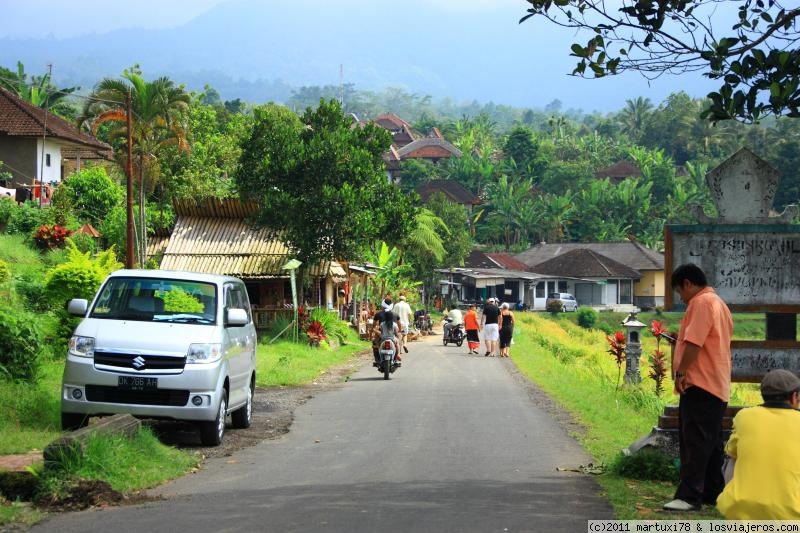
67;299;88;316
226;308;248;326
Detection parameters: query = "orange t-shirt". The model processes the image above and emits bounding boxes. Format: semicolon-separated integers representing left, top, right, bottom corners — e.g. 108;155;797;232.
464;310;480;331
673;287;734;401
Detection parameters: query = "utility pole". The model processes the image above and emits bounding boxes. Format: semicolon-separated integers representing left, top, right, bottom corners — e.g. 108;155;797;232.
38;63;53;209
125;90;135;269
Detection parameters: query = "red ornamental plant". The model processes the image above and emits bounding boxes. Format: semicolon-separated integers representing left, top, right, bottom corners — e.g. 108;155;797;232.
306;320;327;347
649;320;669;396
606;330;626;390
33;224;72;249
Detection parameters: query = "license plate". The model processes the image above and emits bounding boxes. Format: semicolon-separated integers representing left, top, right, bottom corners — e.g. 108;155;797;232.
118;376;158;391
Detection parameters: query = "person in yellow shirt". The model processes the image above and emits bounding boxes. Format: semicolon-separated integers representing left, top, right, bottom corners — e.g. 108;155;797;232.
716;369;800;519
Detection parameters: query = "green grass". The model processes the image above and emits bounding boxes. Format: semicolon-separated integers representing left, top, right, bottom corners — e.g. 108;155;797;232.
256;334;369;387
0;361;63;454
0;500;45;528
37;427;198;495
510;312;764;519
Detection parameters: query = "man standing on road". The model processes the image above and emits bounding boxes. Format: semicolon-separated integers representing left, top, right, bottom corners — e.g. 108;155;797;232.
481;297;501;357
663;263;733;512
393;295;412;354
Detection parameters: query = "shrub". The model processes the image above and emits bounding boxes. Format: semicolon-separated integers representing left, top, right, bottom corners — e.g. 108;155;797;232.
0;302;42;383
576;307;599;329
546;300;563;315
59;167;123;225
15;272;49;312
306;320;326;347
612;449;678;482
33;224;72;250
0;259;9;283
69;232;98;255
43;240;122;306
6;201;53;236
309;308;351;345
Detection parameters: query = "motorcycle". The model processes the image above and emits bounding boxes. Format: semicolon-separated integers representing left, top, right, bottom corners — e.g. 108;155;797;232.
377;335;400;380
414;311;433;336
442;317;465;347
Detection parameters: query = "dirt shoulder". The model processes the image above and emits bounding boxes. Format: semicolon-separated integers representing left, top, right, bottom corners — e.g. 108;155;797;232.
150;347;373;459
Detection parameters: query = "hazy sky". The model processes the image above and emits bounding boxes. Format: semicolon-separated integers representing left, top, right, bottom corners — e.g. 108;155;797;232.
0;0;717;111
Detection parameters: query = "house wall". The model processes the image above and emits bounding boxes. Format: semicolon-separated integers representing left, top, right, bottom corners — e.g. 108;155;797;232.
36;138;62;183
634;270;665;309
0;137;37;187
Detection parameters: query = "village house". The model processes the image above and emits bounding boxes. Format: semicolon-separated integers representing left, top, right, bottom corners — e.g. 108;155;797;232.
151;198;350;330
415;180;481;216
0;86;111;196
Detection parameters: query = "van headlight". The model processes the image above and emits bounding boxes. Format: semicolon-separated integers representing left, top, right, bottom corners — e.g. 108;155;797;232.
187;343;222;364
68;336;95;358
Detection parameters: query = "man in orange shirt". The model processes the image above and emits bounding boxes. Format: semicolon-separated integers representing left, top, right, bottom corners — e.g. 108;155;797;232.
664;263;734;512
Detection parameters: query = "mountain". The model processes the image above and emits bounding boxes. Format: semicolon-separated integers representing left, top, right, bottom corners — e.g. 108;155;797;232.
0;0;715;111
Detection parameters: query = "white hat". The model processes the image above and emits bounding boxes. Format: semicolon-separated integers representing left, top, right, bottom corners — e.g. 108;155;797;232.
381;300;394;311
399;295;406;301
487;297;496;303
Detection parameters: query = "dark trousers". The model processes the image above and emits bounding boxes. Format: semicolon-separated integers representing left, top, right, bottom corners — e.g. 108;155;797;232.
675;386;726;506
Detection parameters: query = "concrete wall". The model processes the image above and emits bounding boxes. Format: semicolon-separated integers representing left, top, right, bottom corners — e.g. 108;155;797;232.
0;137;37;187
36;138;62;183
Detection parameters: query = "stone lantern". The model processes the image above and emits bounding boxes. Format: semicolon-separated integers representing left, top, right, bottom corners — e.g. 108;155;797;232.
621;312;646;384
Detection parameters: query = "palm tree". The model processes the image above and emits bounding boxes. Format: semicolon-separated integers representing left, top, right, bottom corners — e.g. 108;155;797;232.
404;208;448;263
618;97;653;142
79;66;190;265
0;61;79;118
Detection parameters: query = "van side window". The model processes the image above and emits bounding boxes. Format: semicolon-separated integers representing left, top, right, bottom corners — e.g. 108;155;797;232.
225;284;251;323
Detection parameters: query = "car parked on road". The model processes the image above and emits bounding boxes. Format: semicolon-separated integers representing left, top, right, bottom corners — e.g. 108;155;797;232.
61;270;257;446
545;292;579;312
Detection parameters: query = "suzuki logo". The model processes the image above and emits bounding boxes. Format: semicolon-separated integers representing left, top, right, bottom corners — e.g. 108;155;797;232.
132;356;146;370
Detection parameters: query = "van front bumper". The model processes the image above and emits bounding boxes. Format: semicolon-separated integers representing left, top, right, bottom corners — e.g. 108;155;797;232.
61;354;226;422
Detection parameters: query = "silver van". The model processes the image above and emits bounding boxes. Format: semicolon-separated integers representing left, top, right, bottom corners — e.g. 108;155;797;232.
61;270;257;446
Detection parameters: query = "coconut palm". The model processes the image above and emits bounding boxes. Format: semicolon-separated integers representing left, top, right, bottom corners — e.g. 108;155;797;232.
618;97;653;142
79;66;190;265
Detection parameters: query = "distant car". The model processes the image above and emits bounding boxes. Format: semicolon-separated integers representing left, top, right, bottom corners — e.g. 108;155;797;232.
545;292;578;312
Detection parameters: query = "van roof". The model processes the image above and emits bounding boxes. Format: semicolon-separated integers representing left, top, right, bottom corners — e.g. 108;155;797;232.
108;269;243;285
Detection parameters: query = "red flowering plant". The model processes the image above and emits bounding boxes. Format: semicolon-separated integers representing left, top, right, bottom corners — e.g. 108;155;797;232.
649;320;669;396
606;330;627;390
306;320;327;347
33;224;72;250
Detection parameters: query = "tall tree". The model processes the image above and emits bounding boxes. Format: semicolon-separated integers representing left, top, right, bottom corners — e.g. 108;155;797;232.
0;61;79;118
236;99;414;280
618;97;653;143
519;1;800;122
79;66;190;265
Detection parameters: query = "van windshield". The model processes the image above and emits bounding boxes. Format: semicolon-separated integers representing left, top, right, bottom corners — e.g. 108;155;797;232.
90;277;217;324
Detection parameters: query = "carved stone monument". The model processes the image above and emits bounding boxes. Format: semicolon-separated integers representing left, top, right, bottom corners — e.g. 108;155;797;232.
622;312;645;385
627;148;799;458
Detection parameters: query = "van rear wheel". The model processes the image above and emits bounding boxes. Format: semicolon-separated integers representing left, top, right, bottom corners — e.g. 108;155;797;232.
200;390;227;446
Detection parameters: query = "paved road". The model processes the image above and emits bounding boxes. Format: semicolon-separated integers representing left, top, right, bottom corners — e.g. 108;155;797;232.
33;336;613;532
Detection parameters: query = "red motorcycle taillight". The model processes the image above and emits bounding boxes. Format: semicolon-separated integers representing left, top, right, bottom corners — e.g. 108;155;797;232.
382;340;393;350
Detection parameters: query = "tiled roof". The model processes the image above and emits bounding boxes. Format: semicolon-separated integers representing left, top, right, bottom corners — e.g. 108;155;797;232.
76;223;101;238
62;148;114;160
530;249;642;279
415;180;480;205
374;112;413;131
0;86;110;151
514;241;663;271
485;253;529;271
595;160;642;180
397;137;461;158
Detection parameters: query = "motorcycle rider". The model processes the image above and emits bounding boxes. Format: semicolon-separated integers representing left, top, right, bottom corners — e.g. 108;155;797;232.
393;295;412;354
372;297;401;366
443;306;463;341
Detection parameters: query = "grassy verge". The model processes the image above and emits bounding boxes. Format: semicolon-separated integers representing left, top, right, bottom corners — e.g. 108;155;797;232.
511;312;761;519
256;333;369;387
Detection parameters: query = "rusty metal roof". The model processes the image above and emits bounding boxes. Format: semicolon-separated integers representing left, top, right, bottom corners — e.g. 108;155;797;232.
159;211;346;280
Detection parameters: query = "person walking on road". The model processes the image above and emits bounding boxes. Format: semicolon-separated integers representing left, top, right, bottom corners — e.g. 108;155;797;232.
464;304;481;354
481;297;501;357
393;295;412;354
498;302;515;358
663;263;733;512
716;369;800;519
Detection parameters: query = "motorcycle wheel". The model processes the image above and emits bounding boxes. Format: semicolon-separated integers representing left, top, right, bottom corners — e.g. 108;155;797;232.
456;338;463;347
442;337;448;346
383;359;391;380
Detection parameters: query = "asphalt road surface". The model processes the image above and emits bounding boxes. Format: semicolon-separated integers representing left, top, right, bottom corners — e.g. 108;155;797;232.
33;335;613;532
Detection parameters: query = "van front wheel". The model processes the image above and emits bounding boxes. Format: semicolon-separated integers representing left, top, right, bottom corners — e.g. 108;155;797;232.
61;412;88;431
200;391;227;446
231;380;253;429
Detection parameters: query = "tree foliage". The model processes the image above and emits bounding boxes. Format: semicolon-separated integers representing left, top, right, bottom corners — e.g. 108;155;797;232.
236;99;414;267
519;1;800;122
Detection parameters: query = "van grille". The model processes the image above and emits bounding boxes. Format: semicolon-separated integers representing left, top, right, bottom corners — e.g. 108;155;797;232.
94;351;186;373
85;385;190;406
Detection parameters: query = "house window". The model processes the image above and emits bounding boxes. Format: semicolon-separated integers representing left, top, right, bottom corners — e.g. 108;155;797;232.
547;281;555;295
45;154;51;167
620;280;633;304
535;282;545;298
558;281;568;292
